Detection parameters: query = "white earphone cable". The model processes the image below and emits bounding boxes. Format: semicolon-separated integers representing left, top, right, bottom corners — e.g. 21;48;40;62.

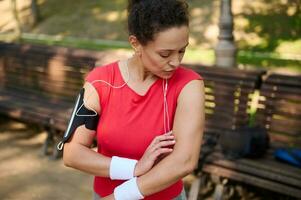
76;59;170;133
163;79;170;133
76;60;130;117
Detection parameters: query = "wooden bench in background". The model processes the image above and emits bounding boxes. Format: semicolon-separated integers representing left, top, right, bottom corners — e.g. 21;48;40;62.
1;42;300;198
0;42;106;158
188;72;301;199
257;73;301;148
0;43;265;161
185;64;266;199
186;64;265;137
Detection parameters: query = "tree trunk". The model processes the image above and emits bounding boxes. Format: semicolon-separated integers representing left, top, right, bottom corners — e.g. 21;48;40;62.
10;0;22;39
31;0;40;26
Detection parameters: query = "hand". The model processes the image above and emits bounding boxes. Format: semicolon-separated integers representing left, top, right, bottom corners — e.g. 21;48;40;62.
134;131;176;176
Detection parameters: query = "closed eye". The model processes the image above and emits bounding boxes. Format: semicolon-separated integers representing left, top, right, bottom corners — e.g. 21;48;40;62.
159;53;170;58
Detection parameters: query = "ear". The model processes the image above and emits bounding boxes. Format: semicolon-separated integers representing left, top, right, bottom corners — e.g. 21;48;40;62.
129;35;142;54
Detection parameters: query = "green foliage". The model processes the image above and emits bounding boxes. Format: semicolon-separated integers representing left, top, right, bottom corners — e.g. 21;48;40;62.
237;0;301;52
1;0;300;71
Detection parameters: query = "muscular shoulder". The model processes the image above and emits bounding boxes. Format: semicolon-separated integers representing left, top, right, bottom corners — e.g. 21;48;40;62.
172;66;202;82
85;61;117;83
177;79;204;104
82;62;118;114
178;79;204;101
169;66;203;101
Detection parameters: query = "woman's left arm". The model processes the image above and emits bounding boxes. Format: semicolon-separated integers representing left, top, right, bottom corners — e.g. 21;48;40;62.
137;79;205;196
103;79;205;199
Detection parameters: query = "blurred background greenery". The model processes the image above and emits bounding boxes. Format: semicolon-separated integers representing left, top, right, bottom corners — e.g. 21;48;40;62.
0;0;300;73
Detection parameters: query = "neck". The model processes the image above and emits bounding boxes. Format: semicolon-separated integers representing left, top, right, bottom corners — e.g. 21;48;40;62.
128;56;156;82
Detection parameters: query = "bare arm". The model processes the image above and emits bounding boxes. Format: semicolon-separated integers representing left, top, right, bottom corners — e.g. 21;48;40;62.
63;82;174;178
137;80;205;196
63;82;112;177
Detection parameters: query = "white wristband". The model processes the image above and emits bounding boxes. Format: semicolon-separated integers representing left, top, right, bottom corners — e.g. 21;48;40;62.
109;156;138;180
114;177;144;200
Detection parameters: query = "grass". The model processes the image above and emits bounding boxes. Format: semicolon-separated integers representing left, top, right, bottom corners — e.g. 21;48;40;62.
0;0;300;73
10;32;300;73
238;52;301;73
20;33;130;50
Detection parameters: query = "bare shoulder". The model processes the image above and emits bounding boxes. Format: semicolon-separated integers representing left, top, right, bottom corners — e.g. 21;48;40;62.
83;82;101;114
177;79;204;104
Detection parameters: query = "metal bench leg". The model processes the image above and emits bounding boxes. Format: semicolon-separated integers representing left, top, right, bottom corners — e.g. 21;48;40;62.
42;125;54;156
213;184;224;200
188;172;207;200
188;178;201;200
211;175;226;200
41;118;62;159
50;132;63;160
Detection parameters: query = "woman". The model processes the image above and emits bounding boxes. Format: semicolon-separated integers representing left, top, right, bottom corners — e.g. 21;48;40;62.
62;0;205;199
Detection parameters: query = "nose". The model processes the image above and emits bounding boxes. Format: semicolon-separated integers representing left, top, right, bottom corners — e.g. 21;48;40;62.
168;56;181;68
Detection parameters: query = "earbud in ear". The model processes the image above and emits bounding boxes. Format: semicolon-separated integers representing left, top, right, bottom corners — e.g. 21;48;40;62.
133;48;141;57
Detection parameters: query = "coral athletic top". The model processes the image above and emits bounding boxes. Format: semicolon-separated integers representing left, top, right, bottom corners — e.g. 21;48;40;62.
85;61;202;199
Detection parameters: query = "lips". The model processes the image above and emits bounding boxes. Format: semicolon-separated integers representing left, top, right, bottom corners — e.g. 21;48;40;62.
164;70;175;73
162;70;175;79
164;71;174;76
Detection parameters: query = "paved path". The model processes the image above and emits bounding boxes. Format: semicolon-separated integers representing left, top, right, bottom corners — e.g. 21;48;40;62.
0;117;93;200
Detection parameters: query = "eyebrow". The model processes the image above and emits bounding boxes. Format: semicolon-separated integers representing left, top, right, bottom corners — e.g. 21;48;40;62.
159;43;189;51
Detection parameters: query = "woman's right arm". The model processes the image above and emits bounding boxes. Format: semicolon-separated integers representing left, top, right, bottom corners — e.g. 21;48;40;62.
63;81;175;178
63;82;112;177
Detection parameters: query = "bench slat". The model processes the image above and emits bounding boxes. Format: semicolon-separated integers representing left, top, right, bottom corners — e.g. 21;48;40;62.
202;164;301;198
206;154;301;188
265;74;301;86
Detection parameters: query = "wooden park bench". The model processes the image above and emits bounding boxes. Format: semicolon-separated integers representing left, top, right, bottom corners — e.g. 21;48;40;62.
186;64;265;136
1;42;300;198
188;72;301;199
0;42;107;158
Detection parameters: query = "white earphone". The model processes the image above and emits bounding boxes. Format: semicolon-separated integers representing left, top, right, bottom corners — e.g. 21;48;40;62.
77;60;171;133
163;79;170;133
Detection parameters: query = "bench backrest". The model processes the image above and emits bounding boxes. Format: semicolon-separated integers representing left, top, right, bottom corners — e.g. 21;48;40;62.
186;64;265;135
256;73;301;148
0;42;267;137
0;43;105;104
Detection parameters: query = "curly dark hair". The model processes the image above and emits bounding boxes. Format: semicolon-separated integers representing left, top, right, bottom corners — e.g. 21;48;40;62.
127;0;189;45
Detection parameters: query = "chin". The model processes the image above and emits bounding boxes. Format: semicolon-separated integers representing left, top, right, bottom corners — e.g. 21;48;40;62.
165;75;173;79
163;72;175;79
156;71;175;80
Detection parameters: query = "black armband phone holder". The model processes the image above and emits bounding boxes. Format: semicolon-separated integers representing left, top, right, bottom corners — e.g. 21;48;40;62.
57;88;99;151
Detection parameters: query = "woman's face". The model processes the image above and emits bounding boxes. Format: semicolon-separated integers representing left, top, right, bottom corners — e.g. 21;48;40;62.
137;25;189;79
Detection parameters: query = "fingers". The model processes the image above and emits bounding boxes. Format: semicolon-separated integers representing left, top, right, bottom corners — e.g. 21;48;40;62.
150;136;176;154
154;140;176;149
153;148;173;157
150;132;175;146
145;147;173;168
146;131;176;161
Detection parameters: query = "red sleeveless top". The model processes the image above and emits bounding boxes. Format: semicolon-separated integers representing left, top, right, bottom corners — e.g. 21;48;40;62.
85;61;202;199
